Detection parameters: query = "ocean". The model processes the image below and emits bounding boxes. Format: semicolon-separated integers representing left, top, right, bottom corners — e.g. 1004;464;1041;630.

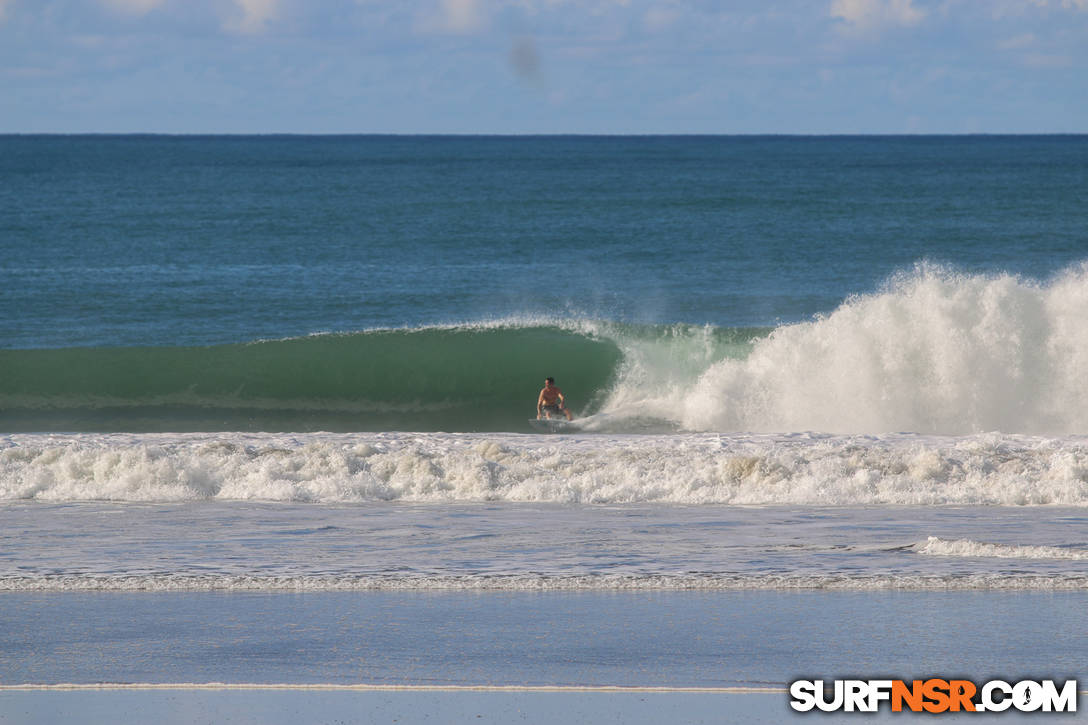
2;135;1087;721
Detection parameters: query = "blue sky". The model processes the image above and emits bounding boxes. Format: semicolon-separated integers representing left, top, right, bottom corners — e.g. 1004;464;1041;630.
2;0;1086;133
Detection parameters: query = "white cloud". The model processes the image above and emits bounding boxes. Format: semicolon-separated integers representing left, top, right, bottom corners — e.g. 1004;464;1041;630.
99;0;165;15
643;6;680;32
226;0;280;34
989;0;1087;17
830;0;926;32
422;0;488;34
988;1;1045;21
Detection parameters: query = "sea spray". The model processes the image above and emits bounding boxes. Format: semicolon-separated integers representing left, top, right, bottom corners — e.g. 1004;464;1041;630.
605;264;1088;435
7;266;1088;435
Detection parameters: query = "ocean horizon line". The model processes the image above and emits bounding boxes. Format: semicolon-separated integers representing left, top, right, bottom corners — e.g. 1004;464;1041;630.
3;131;1086;139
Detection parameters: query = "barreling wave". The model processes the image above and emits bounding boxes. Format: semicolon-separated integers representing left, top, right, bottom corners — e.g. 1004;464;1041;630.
0;323;631;433
7;263;1088;435
0;319;758;434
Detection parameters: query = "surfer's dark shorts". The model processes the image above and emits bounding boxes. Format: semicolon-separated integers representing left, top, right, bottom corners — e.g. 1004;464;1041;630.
542;403;563;414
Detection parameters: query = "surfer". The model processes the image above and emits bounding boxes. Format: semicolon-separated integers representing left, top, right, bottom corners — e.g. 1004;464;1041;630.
537;377;573;421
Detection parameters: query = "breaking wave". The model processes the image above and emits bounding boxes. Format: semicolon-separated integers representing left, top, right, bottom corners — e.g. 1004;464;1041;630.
6;264;1088;435
624;263;1088;435
914;537;1088;560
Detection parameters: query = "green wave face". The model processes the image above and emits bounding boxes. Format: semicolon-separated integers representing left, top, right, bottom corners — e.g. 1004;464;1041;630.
0;326;624;432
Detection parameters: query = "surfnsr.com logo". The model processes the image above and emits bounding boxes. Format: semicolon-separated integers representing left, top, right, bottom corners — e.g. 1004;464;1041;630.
789;679;1078;713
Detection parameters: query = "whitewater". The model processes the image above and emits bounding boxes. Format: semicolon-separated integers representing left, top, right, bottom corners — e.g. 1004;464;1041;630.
4;492;1087;592
607;264;1088;436
6;424;1088;592
4;431;1088;506
5;266;1088;597
7;265;1088;436
5;136;1088;702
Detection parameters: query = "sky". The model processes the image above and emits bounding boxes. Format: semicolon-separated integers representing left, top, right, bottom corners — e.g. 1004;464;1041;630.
1;0;1086;134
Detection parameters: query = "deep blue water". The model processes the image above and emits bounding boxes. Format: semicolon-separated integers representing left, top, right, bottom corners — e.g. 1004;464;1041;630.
3;135;1086;349
5;137;1088;704
2;135;1087;432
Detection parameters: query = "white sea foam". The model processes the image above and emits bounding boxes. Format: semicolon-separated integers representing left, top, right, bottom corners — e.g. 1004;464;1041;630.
915;536;1088;560
4;573;1087;592
598;264;1088;435
3;431;1088;505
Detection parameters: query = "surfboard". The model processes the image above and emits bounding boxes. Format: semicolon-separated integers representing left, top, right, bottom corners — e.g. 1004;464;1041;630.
528;418;575;433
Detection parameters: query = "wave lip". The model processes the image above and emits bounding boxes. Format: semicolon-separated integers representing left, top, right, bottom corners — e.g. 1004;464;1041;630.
0;322;623;433
10;264;1088;436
